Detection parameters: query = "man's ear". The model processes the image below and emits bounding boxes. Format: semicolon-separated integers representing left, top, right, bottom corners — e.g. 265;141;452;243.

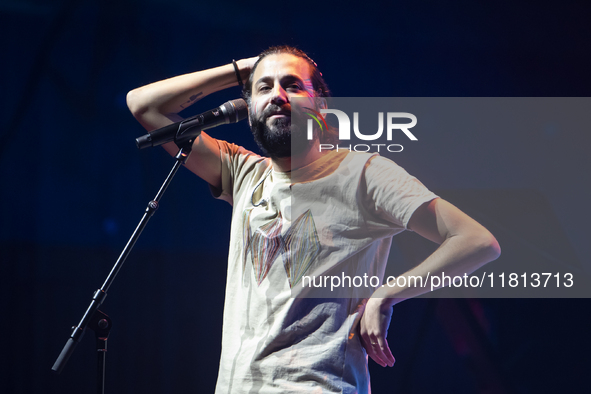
318;97;328;119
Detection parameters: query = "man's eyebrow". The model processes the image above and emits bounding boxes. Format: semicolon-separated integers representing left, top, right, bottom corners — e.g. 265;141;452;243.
255;76;274;86
255;74;304;86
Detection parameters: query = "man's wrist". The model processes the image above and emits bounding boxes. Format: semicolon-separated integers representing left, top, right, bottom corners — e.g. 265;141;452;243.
232;59;243;86
370;286;404;308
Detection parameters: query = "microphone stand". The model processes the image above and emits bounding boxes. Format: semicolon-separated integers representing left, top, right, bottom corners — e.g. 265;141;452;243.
52;136;196;394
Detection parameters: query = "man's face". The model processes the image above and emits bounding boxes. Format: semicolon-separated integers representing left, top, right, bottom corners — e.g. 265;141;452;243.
249;53;317;159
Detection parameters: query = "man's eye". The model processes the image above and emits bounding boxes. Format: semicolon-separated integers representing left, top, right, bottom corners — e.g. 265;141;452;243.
288;84;301;90
259;86;271;92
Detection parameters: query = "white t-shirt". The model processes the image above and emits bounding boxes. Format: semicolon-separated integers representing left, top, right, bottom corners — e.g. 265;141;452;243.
212;141;438;394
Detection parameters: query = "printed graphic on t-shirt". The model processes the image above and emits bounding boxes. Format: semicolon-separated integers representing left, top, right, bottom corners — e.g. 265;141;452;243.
242;208;320;287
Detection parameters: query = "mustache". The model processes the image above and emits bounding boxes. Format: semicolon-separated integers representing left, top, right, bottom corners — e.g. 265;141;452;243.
253;103;293;121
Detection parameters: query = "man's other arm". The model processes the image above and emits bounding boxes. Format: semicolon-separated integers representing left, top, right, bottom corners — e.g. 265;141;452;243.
126;57;257;189
360;198;501;367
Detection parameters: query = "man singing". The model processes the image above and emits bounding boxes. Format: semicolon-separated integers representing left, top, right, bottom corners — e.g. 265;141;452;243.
127;45;500;393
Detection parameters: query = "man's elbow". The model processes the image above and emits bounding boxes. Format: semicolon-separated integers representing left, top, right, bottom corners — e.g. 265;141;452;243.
473;230;501;263
126;88;146;118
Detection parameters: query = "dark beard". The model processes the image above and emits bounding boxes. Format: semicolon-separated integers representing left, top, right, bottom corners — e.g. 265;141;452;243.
250;104;314;159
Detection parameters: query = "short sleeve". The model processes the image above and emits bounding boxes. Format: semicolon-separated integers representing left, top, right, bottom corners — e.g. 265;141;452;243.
364;156;438;229
209;139;269;206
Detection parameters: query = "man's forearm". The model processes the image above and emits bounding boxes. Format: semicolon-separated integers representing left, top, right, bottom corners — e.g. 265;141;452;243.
126;58;256;129
375;231;500;307
125;57;257;187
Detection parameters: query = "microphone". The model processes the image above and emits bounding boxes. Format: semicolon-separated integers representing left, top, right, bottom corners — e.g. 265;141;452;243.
136;98;248;149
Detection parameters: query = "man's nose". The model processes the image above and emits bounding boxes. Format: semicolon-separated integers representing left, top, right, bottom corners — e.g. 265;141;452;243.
270;84;288;105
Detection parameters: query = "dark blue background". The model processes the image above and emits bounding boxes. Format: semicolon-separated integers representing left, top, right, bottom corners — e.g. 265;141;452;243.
2;0;590;393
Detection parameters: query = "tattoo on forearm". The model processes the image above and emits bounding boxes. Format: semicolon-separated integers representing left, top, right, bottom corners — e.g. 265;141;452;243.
180;92;203;108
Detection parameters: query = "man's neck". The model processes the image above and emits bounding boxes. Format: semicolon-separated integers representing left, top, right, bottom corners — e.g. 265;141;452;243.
271;140;322;173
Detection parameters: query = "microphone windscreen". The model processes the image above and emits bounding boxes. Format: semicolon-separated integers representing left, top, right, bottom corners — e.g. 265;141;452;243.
225;99;248;123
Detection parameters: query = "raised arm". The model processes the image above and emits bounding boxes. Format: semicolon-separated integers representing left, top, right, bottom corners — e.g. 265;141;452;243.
126;57;258;188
